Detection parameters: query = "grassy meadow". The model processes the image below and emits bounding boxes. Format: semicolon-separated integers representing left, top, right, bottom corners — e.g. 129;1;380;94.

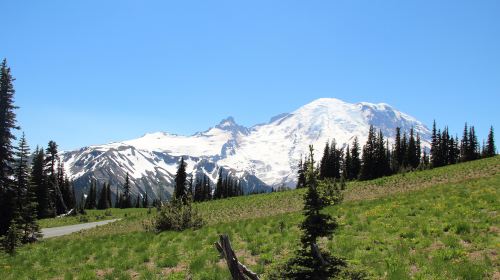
0;156;498;279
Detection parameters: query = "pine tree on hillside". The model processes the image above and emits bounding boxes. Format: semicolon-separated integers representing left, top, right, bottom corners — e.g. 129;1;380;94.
142;191;148;208
360;126;376;180
214;169;223;199
342;145;351;179
122;173;132;208
0;59;19;236
407;128;418;169
279;145;345;279
14;134;41;243
97;182;110;210
319;142;330;179
45;141;67;215
106;183;112;208
460;123;470;162
296;157;306;188
85;180;97;209
374;130;391;178
193;177;202;202
485;126;496;157
31;147;51;218
431;121;440;167
469;126;479;160
135;194;141;208
203;175;212;201
394;127;403;171
173;157;187;202
349;137;361;180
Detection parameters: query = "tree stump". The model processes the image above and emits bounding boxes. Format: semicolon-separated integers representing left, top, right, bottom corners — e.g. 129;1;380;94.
214;234;260;280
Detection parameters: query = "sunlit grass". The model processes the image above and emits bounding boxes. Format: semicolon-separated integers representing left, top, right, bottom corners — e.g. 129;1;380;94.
0;156;498;279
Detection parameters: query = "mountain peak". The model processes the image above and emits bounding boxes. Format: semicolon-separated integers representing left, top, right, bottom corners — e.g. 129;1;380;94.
214;116;249;135
216;116;237;129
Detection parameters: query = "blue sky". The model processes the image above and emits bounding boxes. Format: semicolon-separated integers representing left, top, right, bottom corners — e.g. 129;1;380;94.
3;0;499;150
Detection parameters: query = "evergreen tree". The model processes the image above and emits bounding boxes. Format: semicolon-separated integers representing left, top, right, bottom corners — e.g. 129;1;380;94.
135;194;141;208
360;126;376;180
84;180;97;209
279;145;345;279
106;183;112;208
0;59;19;236
469;126;479;160
342;145;351;179
296;157;306;188
14;134;41;243
97;182;110;209
31;148;51;218
431;120;439;167
349;137;361;180
460;123;470;162
142;191;148;208
203;175;212;201
173;157;187;202
407;128;418;169
193;177;202;202
214;169;223;199
485;126;496;157
374;130;391;178
122;173;132;208
45;141;67;215
319;142;330;179
394;127;403;171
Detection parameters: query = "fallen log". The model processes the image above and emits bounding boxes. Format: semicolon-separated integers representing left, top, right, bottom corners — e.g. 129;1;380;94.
214;234;260;280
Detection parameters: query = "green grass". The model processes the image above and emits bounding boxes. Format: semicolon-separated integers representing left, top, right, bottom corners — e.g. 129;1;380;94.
1;156;498;279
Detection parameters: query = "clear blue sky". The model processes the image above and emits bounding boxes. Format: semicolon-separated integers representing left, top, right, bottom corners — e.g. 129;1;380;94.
3;0;499;150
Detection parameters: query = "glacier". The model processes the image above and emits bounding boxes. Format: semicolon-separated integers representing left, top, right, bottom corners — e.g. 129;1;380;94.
61;98;431;199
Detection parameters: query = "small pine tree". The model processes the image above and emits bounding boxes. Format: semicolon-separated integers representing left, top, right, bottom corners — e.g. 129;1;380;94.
485;126;496;157
296;157;306;188
31;148;51;219
349;137;361;180
173;158;187;202
122;173;132;208
14;134;41;243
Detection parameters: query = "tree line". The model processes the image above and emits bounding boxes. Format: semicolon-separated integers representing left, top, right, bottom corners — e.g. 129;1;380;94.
298;123;496;186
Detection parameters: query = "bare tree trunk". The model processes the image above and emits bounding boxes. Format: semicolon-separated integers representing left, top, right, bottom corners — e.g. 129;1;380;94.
214;234;260;280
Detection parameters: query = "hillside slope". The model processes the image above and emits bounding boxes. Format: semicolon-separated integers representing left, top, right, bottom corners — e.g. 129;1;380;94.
2;156;498;279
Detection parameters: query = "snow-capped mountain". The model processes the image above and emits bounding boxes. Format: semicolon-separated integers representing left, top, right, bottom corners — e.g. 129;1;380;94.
62;98;431;199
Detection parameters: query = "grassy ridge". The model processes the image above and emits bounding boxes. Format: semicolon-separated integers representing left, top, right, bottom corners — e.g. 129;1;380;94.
0;156;498;279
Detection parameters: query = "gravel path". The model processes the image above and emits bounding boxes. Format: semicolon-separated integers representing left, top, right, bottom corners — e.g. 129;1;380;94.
41;219;121;238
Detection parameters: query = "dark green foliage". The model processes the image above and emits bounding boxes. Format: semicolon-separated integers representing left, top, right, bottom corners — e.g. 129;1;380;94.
135;194;141;208
319;140;342;180
360;126;391;180
0;59;19;236
31;147;52;219
14;134;41;243
276;145;346;279
97;182;111;210
121;173;133;208
485;126;496;157
348;137;361;180
45;141;67;215
174;157;187;202
148;197;203;232
84;180;97;209
142;192;149;208
296;157;307;188
1;222;21;254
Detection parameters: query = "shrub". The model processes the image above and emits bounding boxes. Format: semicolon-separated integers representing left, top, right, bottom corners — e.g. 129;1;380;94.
147;198;203;232
1;223;21;254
